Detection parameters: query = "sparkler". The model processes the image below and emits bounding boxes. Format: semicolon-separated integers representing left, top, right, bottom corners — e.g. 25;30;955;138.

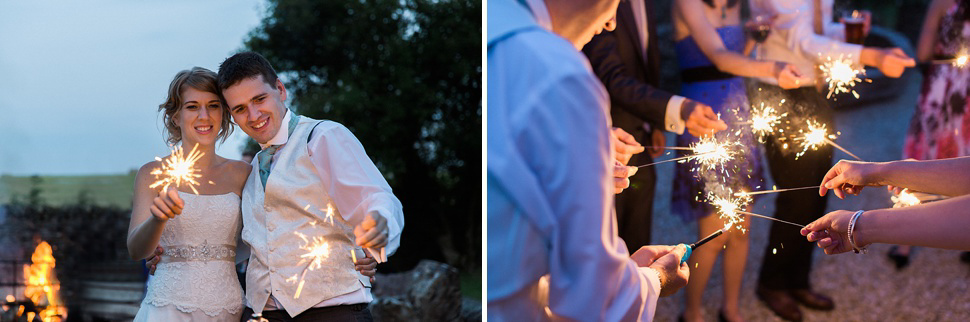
691;136;737;171
636;136;737;168
708;194;752;232
289;231;331;299
735;209;806;228
795;120;863;160
891;189;921;208
735;185;821;196
819;54;870;99
149;143;204;194
931;50;970;67
640;146;695;151
747;102;787;140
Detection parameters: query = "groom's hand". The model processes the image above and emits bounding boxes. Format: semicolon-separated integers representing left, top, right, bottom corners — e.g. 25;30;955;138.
145;246;164;275
354;212;389;248
354;251;379;283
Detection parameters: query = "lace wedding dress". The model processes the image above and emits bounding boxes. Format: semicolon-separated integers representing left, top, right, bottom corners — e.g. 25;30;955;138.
134;192;244;321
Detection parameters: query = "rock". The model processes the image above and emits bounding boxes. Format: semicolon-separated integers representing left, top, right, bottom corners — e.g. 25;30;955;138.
371;260;463;321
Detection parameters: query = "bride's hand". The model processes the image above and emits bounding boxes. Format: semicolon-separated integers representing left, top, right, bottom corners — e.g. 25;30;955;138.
353;251;379;283
354;212;388;249
150;186;184;221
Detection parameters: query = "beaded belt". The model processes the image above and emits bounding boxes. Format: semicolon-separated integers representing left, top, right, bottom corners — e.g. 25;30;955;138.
162;240;235;263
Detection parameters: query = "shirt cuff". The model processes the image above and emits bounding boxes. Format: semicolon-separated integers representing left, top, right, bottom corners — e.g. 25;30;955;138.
637;266;662;320
664;95;687;135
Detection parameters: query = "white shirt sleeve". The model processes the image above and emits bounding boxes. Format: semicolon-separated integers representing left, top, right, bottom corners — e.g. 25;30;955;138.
527;59;657;321
664;95;687;135
772;0;863;62
306;123;405;257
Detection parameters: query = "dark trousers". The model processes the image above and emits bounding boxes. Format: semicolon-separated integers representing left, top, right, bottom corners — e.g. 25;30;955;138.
751;83;834;290
241;304;373;322
615;149;657;252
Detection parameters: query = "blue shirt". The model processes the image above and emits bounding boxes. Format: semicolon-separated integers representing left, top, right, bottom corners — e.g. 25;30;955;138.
487;0;662;320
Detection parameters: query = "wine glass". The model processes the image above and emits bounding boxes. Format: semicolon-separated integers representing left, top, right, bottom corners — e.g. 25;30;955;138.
745;15;772;58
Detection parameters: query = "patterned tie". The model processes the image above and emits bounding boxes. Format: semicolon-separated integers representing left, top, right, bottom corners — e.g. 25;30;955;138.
257;144;280;188
257;112;301;188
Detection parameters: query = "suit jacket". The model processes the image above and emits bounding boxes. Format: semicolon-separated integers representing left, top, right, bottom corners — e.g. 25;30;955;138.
582;0;673;143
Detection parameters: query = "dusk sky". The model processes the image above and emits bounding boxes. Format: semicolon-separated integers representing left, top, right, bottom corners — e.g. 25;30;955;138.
0;0;266;175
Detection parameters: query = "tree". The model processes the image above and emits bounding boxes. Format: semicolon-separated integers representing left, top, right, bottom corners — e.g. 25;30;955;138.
244;0;481;272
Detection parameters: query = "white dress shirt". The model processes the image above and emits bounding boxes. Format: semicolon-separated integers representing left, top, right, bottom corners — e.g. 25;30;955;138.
750;0;863;86
488;0;662;320
257;110;404;311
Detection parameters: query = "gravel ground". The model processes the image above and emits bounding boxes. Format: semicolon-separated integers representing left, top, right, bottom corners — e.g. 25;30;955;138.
649;68;970;321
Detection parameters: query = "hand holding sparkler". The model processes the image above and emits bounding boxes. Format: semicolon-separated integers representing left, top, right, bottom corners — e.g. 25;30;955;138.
355;212;389;262
800;209;866;255
819;160;884;199
614;160;638;194
774;62;810;89
149;186;184;222
353;249;378;284
681;100;727;137
611;127;645;165
860;47;915;78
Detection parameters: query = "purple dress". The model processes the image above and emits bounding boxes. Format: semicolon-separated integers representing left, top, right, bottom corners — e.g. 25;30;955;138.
671;25;765;222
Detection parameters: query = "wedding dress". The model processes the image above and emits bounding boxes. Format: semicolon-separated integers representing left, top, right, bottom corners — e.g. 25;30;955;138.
133;191;244;321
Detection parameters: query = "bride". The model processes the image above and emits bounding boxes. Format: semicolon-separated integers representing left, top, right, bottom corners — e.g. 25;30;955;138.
127;67;251;320
126;67;377;321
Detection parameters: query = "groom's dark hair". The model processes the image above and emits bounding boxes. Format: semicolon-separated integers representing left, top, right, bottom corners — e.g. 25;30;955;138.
217;52;280;90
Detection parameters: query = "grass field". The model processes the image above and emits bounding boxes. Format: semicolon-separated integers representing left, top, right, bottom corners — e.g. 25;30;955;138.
0;172;137;208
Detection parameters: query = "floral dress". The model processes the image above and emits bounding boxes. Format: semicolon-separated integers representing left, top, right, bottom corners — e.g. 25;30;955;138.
904;0;970;160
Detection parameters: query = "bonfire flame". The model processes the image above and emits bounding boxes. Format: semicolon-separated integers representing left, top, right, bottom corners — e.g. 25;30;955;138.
22;241;66;321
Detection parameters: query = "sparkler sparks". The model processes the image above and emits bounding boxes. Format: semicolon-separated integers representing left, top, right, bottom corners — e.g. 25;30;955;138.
819;54;870;99
290;231;331;299
892;189;921;208
690;136;737;171
149;143;204;194
794;120;863;160
748;102;787;140
708;193;752;232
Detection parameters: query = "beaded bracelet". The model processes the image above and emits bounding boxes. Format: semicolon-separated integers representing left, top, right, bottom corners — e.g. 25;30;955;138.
848;210;868;254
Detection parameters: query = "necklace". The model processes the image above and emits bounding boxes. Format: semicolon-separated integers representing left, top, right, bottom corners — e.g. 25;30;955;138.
721;5;727;19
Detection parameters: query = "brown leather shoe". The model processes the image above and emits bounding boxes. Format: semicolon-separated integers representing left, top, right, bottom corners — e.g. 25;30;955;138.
756;285;803;321
789;289;835;311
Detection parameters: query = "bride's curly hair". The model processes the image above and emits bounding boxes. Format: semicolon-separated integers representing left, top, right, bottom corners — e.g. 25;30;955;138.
159;67;234;145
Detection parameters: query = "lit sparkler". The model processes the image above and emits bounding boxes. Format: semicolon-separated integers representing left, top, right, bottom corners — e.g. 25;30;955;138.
748;102;787;140
289;231;331;299
691;136;737;171
794;120;862;160
708;193;752;232
931;50;970;67
819;54;870;99
891;189;921;208
149;143;204;194
735;185;821;196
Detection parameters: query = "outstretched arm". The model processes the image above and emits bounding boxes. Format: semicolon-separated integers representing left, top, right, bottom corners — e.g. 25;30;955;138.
803;194;970;254
308;122;404;258
674;0;808;88
820;158;970;199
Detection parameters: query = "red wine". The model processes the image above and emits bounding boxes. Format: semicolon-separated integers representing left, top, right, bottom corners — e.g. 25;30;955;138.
746;23;771;43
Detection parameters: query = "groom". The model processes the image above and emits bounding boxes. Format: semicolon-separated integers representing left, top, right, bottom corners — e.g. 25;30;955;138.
220;52;404;321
